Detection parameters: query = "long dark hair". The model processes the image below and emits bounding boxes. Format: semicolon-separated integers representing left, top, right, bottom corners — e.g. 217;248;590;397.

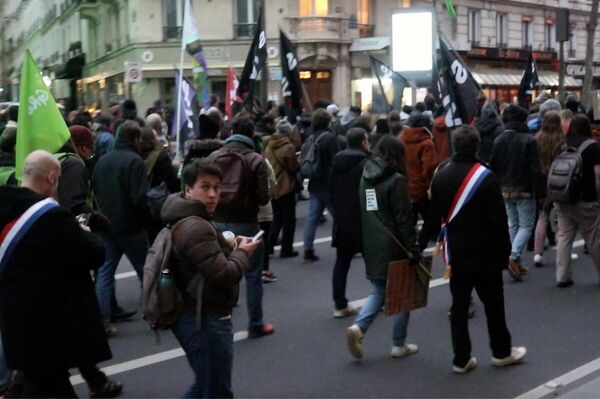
536;111;564;173
567;114;593;147
375;135;405;175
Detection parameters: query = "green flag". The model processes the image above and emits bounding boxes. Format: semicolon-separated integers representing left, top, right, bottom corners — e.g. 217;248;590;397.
445;0;457;17
16;50;70;181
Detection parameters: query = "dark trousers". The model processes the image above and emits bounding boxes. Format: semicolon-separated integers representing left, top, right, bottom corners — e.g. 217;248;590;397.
259;221;271;272
269;192;297;255
332;247;357;310
79;363;108;392
22;369;76;398
450;270;512;367
412;198;440;251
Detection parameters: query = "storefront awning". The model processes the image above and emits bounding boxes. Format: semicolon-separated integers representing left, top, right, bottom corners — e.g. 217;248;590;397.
471;68;582;88
349;37;390;52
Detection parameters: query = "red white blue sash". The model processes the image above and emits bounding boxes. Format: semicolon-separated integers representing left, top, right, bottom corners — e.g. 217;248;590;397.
439;163;491;265
0;198;58;275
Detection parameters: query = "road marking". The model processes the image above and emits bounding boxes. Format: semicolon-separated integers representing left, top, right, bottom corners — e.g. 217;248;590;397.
514;355;600;398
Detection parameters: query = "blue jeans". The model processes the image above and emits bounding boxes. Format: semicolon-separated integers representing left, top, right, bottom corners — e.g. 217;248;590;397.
303;191;334;252
0;333;11;393
95;231;149;323
216;222;264;332
171;310;233;398
505;199;536;261
353;280;411;347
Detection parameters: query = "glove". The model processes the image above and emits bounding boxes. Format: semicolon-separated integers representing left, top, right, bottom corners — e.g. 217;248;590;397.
88;211;112;234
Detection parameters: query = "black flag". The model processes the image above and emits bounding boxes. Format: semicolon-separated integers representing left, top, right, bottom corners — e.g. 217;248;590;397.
438;36;481;127
280;31;303;124
235;8;268;113
370;56;408;112
518;52;539;107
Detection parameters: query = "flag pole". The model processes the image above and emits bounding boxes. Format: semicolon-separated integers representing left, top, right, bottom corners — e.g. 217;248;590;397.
174;0;188;161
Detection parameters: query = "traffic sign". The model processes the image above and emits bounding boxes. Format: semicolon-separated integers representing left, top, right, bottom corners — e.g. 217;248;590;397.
124;61;143;83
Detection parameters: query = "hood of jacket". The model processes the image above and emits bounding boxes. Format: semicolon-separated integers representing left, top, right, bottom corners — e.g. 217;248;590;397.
161;192;211;225
266;134;291;150
184;139;224;164
475;115;502;137
332;148;370;175
362;157;396;185
402;127;433;144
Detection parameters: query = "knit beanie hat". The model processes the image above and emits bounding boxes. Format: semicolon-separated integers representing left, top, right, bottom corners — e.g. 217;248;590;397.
69;125;93;148
276;119;293;135
502;104;529;124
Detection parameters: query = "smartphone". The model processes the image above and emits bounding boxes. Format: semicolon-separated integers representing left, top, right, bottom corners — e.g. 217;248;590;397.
252;230;265;243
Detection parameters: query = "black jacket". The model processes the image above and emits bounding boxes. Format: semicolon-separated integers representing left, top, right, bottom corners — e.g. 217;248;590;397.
489;122;545;198
92;143;150;235
307;129;342;194
0;186;111;371
474;114;504;163
148;150;180;194
430;155;511;273
0;152;16;186
330;148;370;251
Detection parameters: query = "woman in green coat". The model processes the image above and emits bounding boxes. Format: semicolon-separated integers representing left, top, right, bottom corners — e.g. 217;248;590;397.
346;135;421;360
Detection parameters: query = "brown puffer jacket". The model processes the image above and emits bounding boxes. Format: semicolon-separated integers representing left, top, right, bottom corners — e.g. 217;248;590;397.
432;115;450;162
161;193;249;316
265;134;300;200
401;127;439;202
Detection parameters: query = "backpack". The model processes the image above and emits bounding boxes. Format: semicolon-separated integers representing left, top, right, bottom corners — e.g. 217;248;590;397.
300;131;329;179
212;148;252;212
142;224;185;330
547;139;596;203
146;151;171;222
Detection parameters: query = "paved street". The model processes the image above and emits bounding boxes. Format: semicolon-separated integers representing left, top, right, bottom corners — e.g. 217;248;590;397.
72;199;600;398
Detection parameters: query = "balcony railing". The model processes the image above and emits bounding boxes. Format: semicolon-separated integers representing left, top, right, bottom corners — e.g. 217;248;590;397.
288;16;349;42
235;23;257;38
163;26;182;41
356;24;374;38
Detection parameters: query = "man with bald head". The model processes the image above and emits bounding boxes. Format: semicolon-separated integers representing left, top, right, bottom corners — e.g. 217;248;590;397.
0;150;113;397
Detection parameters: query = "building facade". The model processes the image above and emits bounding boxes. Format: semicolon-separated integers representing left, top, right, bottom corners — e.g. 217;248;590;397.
0;0;597;113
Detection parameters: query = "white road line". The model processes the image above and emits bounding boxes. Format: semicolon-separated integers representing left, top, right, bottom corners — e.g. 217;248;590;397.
514;356;600;398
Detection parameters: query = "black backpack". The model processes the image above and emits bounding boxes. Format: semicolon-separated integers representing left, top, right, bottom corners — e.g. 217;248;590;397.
300;131;329;179
547;139;596;203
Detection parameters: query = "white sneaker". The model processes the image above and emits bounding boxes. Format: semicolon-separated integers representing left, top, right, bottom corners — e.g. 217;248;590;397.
334;306;358;318
491;346;527;367
453;357;478;374
533;254;544;267
571;253;579;260
346;325;364;359
391;343;418;358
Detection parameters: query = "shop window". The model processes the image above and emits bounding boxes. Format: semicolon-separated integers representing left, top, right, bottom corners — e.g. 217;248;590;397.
299;0;328;16
545;21;555;51
236;0;259;37
496;13;507;48
468;10;480;47
522;18;533;49
163;0;185;40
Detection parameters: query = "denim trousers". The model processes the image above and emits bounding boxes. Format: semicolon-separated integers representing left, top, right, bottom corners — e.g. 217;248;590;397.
95;231;149;322
353;280;411;347
303;191;334;252
217;222;265;332
0;333;11;393
504;199;536;261
171;310;234;399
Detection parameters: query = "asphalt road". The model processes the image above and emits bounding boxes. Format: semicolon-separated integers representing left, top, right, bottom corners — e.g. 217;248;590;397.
71;199;600;398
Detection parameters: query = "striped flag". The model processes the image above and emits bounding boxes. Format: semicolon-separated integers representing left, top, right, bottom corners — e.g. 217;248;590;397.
181;0;210;109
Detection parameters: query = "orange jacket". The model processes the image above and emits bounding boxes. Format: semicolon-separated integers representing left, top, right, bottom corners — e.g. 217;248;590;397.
400;127;439;202
432;116;450;162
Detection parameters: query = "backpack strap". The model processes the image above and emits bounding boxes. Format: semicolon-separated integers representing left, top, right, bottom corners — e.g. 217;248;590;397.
576;139;596;155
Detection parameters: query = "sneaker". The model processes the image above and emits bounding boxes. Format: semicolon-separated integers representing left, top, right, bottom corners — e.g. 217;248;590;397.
334;306;358;318
346;325;364;359
507;260;522;281
104;324;117;337
491;346;527;367
261;271;277;283
280;250;299;258
533;254;544;268
391;344;418;358
90;379;123;398
304;250;320;262
571;253;579;260
556;280;574;288
453;357;478;374
248;323;275;339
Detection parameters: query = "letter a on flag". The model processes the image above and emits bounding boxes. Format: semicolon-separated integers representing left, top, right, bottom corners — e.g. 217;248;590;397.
15;50;71;181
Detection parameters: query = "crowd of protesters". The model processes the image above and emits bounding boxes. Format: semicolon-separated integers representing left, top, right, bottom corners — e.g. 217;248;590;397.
0;88;599;397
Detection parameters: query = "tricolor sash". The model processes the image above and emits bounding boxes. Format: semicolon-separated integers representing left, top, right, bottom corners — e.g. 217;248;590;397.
0;198;59;275
438;163;491;266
